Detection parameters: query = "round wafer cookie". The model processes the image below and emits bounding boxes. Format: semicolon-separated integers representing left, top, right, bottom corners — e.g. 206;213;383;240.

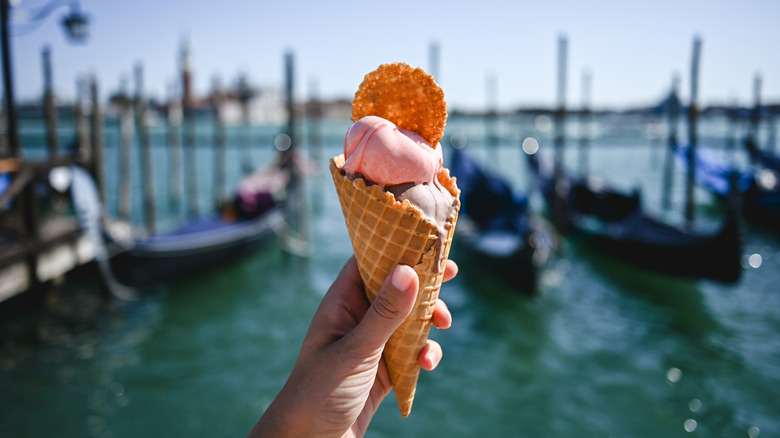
352;62;447;147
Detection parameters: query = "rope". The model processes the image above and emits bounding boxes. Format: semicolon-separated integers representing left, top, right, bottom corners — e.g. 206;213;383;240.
70;165;138;300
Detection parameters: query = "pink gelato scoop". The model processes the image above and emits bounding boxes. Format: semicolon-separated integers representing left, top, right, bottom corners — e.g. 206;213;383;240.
343;115;443;186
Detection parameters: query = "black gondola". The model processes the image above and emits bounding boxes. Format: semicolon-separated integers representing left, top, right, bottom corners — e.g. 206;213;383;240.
448;147;552;292
109;154;295;287
526;152;742;283
675;143;780;230
745;136;780;173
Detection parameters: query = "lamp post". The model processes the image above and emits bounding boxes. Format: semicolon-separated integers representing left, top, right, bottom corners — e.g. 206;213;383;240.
61;3;88;41
1;0;90;159
1;0;20;158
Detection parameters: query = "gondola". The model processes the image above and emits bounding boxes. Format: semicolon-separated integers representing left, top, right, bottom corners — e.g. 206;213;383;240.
755;149;780;174
109;154;294;287
448;147;552;292
525;152;641;225
675;143;780;230
526;152;742;283
745;137;780;173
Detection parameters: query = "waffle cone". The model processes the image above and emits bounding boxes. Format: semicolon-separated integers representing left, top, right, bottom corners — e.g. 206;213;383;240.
329;154;459;417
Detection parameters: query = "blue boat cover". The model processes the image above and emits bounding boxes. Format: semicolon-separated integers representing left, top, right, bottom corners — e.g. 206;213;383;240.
674;144;754;196
449;148;529;233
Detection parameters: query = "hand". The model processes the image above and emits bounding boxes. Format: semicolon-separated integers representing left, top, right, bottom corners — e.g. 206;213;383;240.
248;256;457;438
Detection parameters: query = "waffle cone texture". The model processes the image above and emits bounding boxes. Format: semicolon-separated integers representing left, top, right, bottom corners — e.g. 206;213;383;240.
329;154;460;417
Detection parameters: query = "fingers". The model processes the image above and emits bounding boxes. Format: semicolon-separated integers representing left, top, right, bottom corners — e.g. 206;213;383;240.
443;259;458;283
433;259;456;329
418;339;443;371
431;299;452;329
351;265;419;353
340;258;454;368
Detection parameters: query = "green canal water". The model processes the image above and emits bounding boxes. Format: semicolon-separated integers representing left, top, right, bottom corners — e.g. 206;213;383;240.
1;114;779;437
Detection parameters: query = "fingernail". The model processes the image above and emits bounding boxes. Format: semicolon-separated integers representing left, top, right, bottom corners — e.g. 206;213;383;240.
442;305;452;322
391;266;415;292
427;351;438;368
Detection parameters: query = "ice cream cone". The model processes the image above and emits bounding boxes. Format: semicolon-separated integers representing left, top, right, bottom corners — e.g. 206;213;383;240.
330;154;460;417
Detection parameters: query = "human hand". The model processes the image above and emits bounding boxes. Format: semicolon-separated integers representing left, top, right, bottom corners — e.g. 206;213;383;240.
248;256;457;438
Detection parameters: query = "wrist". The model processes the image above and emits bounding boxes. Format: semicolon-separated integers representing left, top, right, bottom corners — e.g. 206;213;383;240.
248;383;311;438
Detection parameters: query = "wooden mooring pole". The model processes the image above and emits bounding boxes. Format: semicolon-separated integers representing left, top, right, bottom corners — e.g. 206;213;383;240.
726;95;738;157
552;34;568;232
90;74;105;204
282;50;310;256
74;77;91;162
578;69;591;176
746;73;762;162
167;82;183;211
661;75;680;211
135;63;156;233
42;46;58;158
684;36;702;225
284;51;296;167
237;74;254;175
118;75;133;223
181;42;199;218
183;101;198;218
212;77;227;207
554;35;567;165
486;72;498;150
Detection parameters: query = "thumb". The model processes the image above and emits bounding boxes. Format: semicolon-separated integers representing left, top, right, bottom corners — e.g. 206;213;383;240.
353;265;419;352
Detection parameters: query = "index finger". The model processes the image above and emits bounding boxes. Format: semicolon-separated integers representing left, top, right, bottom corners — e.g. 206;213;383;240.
442;259;458;283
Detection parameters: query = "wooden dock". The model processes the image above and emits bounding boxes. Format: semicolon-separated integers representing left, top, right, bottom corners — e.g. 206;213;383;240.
0;214;94;302
0;43;106;303
0;150;101;303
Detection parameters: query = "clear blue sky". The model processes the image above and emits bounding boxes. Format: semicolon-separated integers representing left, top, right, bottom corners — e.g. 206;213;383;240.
9;0;780;111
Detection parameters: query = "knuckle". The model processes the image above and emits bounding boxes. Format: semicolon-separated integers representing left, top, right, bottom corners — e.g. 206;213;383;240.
371;294;401;321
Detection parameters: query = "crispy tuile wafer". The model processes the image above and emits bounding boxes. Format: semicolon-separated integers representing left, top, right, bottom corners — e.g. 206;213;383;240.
329;154;459;417
352;62;447;147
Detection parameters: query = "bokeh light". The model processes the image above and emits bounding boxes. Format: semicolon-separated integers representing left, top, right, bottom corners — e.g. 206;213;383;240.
756;169;777;191
667;367;682;383
749;254;762;269
450;132;467;149
274;133;291;151
534;114;552;132
522;137;540;155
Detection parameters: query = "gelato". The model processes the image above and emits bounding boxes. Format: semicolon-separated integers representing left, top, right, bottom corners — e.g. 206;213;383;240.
343;115;457;270
330;62;460;417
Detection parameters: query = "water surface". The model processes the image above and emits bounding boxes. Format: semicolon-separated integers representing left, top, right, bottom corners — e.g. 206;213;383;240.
1;114;779;437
